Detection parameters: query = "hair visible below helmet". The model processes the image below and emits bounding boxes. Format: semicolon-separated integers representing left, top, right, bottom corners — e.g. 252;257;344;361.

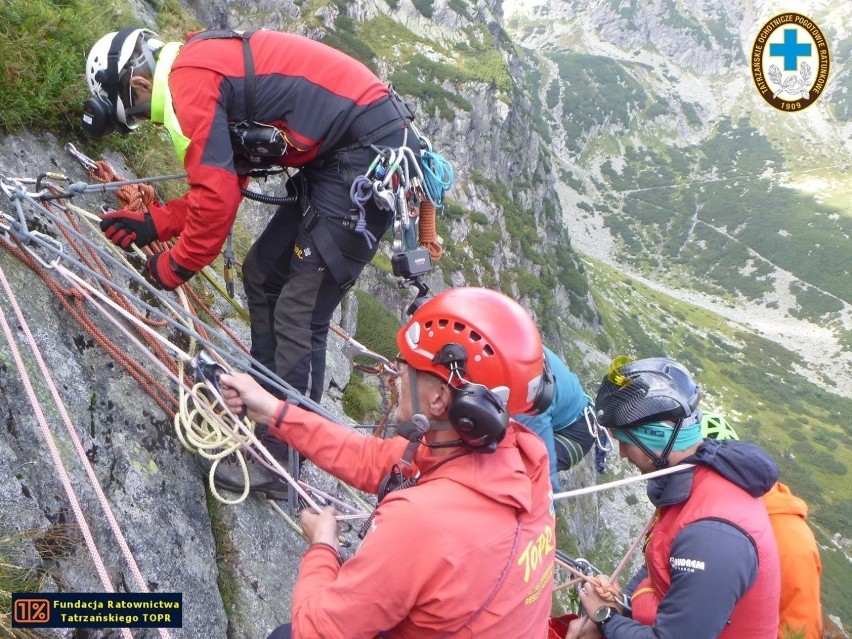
701;413;739;440
595;357;701;430
85;28;164;131
397;287;544;415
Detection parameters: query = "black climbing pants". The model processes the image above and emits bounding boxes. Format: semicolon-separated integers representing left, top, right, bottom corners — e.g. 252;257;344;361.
242;130;406;402
266;623;291;639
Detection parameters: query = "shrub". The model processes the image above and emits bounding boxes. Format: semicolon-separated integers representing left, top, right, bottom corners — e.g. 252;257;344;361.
441;199;467;221
447;0;472;19
467;228;500;257
812;451;848;476
342;372;383;422
0;0;130;133
594;331;612;354
353;290;401;359
323;31;378;71
412;0;435;19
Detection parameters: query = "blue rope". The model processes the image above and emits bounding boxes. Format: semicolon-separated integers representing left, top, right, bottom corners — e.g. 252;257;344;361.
420;150;454;207
349;175;378;248
595;448;608;474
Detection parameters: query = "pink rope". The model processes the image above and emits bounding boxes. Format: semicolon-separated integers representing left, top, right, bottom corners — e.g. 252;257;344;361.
0;267;134;639
0;265;187;639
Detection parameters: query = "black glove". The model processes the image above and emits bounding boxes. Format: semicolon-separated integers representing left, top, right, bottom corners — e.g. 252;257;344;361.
146;251;196;291
99;209;158;250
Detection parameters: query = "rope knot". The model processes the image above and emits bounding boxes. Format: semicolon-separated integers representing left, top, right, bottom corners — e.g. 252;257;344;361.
349;175;378;248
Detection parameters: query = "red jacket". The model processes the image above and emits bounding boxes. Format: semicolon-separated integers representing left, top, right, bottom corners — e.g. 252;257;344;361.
268;403;556;639
631;466;780;638
763;482;823;639
149;30;390;272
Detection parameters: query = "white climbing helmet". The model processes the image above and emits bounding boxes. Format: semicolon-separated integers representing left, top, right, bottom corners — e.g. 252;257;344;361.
85;28;165;130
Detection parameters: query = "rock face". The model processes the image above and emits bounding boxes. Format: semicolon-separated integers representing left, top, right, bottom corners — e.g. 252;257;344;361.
0;1;607;637
0;132;300;639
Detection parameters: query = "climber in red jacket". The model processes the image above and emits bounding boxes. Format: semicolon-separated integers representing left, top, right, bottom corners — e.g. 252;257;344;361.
83;27;414;401
566;358;781;639
219;287;556;638
83;26;416;497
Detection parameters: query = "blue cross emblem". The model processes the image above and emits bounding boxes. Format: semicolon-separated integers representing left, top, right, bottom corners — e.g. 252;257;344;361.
769;29;812;71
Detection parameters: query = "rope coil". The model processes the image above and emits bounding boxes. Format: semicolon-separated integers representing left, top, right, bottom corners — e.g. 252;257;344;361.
417;200;443;260
91;160;157;212
420;149;454;207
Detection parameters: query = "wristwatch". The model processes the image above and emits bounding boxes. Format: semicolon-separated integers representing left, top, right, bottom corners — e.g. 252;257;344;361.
592;605;618;634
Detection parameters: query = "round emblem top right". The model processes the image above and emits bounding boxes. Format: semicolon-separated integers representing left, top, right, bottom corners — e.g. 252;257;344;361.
751;13;831;112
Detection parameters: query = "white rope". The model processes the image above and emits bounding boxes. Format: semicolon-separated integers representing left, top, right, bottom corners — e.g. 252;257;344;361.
553;463;695;501
52;263;327;513
0;265;136;639
12;192;371;522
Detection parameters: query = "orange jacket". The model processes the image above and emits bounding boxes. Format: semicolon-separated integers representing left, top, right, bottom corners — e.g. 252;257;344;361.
269;403;556;639
763;482;823;639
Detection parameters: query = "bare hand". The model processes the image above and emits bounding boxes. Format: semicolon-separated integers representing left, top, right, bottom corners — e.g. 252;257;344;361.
219;372;280;424
300;505;340;550
579;576;623;615
566;616;601;639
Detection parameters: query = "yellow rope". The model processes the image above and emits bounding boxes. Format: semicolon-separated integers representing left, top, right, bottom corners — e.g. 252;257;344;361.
71;200;283;509
268;500;303;535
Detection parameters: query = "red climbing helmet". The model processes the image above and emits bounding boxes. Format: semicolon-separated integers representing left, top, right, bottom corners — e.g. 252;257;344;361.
397;287;545;414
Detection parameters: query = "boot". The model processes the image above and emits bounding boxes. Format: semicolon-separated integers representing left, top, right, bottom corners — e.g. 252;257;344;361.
198;426;293;501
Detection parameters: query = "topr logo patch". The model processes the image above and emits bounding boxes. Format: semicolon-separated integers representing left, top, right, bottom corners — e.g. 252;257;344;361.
751;13;830;112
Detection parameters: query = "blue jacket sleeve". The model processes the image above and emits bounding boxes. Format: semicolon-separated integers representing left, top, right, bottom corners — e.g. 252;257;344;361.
603;520;758;639
514;409;559;489
514;347;589;490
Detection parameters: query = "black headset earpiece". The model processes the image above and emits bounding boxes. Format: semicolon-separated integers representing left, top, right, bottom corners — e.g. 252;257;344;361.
82;27;138;138
433;342;509;452
448;383;508;452
81;94;118;138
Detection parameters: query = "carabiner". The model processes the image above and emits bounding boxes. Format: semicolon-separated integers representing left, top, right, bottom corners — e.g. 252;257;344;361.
65;143;98;172
340;337;397;377
585;405;612;452
25;231;64;270
190;350;228;391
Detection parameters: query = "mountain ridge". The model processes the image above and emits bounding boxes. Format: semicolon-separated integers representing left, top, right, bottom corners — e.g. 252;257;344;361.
505;0;852;398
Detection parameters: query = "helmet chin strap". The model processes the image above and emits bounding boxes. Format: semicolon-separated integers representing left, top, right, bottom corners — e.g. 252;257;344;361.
622;430;663;467
124;101;151;118
376;369;461;505
624;417;685;469
400;367;463;449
